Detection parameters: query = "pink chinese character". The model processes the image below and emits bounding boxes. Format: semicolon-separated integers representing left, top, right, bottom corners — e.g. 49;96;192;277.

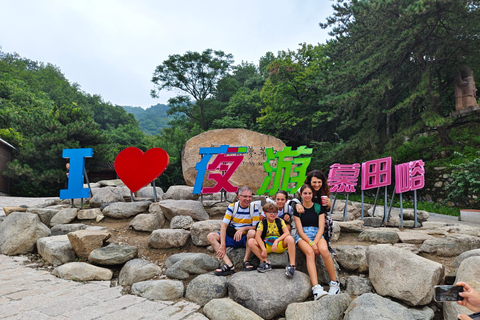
202;154;244;194
395;160;425;193
361;157;392;190
327;163;360;193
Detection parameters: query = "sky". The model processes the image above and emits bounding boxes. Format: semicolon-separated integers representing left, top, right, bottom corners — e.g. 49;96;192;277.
1;0;335;109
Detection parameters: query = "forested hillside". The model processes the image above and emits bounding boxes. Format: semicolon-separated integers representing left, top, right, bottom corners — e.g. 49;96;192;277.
1;0;480;207
122;104;170;135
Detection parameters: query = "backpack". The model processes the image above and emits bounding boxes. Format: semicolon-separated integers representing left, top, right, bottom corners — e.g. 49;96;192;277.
300;203;333;248
258;218;284;241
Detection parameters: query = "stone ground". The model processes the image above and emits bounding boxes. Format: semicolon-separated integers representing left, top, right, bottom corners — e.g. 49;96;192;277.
1;196;479;319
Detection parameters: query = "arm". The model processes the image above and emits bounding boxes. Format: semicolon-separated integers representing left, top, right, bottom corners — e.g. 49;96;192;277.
255;229;268;260
217;222;228;258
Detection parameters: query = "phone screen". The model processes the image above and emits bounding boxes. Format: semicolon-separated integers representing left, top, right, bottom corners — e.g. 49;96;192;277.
434;285;464;302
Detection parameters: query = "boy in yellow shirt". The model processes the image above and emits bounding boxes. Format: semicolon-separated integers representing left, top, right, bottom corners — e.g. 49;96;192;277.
247;202;296;278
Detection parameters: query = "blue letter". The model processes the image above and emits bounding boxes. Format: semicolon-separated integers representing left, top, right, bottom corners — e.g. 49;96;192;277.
60;148;93;199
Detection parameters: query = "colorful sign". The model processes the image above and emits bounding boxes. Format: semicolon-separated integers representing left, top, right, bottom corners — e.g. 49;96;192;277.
361;157;392;190
327;163;361;193
257;146;312;195
60;148;93;200
395;160;425;193
114;147;169;193
193;145;247;194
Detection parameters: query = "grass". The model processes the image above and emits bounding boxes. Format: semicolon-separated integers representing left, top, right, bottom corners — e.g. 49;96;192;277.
334;193;460;217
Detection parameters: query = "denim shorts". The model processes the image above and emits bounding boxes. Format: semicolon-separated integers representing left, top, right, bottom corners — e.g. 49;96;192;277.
295;226;323;244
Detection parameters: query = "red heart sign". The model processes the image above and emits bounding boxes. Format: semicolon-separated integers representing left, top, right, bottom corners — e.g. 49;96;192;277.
114;147;169;193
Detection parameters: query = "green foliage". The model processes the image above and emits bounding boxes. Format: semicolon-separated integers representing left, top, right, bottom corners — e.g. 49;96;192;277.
446;153;480;208
122;104;171;135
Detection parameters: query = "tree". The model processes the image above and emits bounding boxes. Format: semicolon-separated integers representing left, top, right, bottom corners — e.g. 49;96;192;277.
151;49;234;130
320;0;480;159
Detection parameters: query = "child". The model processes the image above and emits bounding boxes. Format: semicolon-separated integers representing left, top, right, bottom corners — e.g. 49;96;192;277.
293;184;340;300
247;202;296;278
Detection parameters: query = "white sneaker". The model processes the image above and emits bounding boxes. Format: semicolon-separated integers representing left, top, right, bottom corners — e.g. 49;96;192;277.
328;280;340;295
312;284;327;300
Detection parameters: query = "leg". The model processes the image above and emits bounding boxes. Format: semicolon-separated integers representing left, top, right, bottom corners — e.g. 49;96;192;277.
243;230;256;262
247;237;266;262
297;239;318;286
207;232;233;267
284;235;296;266
318;238;336;282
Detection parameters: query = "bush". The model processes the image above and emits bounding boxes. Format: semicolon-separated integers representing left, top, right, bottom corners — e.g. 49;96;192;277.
446;153;480;209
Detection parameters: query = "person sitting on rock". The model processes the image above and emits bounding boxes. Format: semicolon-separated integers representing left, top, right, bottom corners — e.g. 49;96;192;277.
293;184;340;300
248;202;296;278
264;190;293;233
457;281;480;320
207;186;260;276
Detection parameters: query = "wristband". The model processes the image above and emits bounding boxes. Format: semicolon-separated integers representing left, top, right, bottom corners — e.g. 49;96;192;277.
309;241;314;246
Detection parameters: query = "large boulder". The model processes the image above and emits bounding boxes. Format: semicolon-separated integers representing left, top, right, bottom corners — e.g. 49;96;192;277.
118;258;162;286
227;269;311;319
203;298;262;320
50;223;88;236
0;212;51;255
156;200;209;221
190;220;223;246
419;234;480;257
163;185;199;200
50;208;78;225
366;244;444;306
358;228;400;244
296;248;339;285
182;129;287;193
26;208;59;227
186;274;228;306
334;245;368;273
52;262;113;281
36;235;76;266
102;201;151;219
343;293;434;320
285;294;351;320
165;253;219;279
135;186;164;201
148;229;190;249
67;229;111;259
89;187;126;207
170;215;194;229
131;279;184;300
452;248;480;268
128;213;165;232
88;243;138;265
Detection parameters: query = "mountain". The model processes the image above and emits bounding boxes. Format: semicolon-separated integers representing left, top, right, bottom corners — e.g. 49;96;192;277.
121;104;171;135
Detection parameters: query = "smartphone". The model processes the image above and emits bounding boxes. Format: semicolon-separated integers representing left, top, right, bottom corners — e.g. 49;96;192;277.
434;285;464;302
466;312;480;320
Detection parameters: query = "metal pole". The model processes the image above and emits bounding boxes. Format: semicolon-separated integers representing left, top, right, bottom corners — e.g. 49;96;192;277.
152;180;157;202
386;186;396;224
383;186;388;224
330;193;337;215
400;193;403;228
372;188;380;217
130;191;134;202
84;168;92;197
414;190;418;228
361;190;364;220
344;193;349;221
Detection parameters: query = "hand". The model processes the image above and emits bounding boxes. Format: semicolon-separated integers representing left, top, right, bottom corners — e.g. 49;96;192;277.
261;248;267;260
457;282;480;313
296;203;304;214
217;244;226;258
284;215;290;221
312;243;320;256
234;228;244;241
272;240;278;252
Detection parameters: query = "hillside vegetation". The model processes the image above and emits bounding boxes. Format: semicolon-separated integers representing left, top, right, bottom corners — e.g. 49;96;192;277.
1;0;479;208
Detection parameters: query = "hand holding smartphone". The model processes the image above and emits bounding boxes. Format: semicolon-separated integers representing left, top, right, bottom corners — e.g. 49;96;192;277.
434;285;464;302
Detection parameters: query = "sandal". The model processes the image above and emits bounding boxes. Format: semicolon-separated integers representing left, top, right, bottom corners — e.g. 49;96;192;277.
242;260;255;271
214;264;235;276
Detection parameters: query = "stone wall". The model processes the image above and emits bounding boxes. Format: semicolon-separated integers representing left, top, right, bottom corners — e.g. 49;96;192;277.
422;166;452;204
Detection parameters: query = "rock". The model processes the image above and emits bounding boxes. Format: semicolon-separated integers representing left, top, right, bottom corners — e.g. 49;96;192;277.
336;220;364;233
190;220;223;246
131;279;184;300
185;274;228;306
334;245;368;273
358;228;400;244
97;179;124;187
362;217;383;227
438;224;480;236
227;269;311;319
444;256;480;320
88;243;138;265
157;200;209;221
393;243;420;254
421;221;449;229
203;298;262;320
367;206;388;219
3;206;27;215
50;223;88;236
128;213;165;232
402;209;430;222
52;262;113;281
397;231;435;244
135;186;164;201
420;234;480;257
366;244;444;306
332;222;341;241
204;202;230;218
331;211;357;221
452;248;480;268
163;185;199;200
170;215;194;229
118;258;162;286
267;251;289;267
26;207;59;227
285;293;351;320
36;235;76;266
343;293;434;320
67;229;111;259
182;129;287;193
296;248;339;285
0;212;51;255
165;253;219;279
89;187;125;207
102;201;151;219
346;275;373;296
50;208;78;225
148;229;191;249
77;208;102;220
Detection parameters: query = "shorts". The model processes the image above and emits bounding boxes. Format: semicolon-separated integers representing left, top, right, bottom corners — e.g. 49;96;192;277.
295;226;324;244
220;232;247;248
266;240;287;253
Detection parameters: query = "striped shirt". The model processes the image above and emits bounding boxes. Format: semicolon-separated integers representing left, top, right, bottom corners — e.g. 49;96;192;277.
223;202;260;232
